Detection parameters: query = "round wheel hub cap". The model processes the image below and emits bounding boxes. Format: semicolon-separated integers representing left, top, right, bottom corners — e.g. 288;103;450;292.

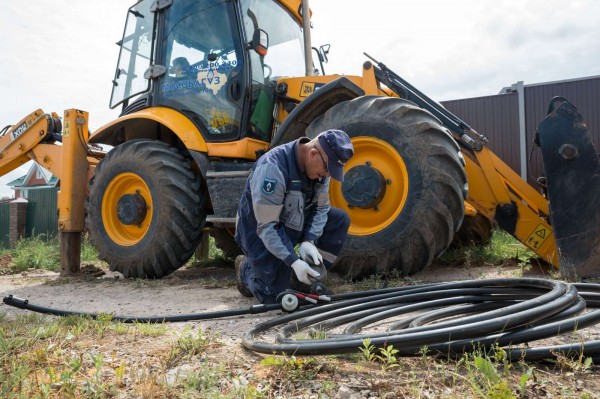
342;164;387;209
116;194;147;225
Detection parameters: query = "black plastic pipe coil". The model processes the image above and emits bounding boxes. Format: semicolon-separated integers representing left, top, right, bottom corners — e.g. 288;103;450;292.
4;278;600;361
242;278;600;361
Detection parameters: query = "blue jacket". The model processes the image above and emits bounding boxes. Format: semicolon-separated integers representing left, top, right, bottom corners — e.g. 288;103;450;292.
235;138;331;266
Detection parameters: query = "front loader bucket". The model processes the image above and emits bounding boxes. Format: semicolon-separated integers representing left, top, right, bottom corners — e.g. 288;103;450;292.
537;98;600;279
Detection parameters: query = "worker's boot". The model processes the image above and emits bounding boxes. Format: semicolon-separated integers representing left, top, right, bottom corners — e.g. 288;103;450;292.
235;255;253;298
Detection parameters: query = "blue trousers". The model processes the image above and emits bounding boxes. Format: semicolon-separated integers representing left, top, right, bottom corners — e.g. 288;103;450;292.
240;207;350;304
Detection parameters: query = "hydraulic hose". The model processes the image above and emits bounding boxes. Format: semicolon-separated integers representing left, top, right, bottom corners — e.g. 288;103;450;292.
2;295;280;323
242;278;600;362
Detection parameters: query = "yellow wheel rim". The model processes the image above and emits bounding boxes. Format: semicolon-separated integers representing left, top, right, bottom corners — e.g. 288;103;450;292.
329;136;409;236
102;172;153;246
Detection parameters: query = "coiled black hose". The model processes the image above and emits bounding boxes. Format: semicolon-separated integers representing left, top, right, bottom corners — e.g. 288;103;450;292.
5;277;600;361
242;278;600;361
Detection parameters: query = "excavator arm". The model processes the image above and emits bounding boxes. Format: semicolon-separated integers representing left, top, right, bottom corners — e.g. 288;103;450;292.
0;109;63;177
367;55;600;278
461;99;600;279
0;109;104;273
463;138;557;265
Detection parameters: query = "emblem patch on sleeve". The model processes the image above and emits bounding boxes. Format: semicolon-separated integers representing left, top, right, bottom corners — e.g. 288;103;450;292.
262;178;277;194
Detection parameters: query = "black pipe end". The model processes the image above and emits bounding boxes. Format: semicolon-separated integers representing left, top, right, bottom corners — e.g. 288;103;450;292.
3;295;29;308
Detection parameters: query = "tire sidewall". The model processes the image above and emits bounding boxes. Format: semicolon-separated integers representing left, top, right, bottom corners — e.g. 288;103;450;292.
330;120;427;252
89;154;162;259
306;96;466;276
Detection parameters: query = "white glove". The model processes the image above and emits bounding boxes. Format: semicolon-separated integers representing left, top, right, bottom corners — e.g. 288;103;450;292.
299;241;323;265
291;259;321;285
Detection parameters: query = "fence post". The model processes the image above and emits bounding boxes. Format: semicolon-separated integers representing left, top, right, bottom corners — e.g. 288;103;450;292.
9;198;28;247
516;81;527;180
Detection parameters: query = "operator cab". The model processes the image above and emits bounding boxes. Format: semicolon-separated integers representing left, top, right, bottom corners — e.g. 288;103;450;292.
110;0;306;143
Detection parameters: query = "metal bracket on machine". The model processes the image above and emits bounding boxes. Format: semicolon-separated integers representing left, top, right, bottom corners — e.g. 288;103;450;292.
536;98;600;279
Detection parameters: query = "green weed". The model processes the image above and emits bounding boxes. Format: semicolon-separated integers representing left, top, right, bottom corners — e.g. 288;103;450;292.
454;347;535;399
6;234;100;272
552;349;594;372
12;235;60;271
93;313;115;338
80;233;100;262
164;327;214;368
376;345;400;371
439;230;536;267
359;338;377;364
133;320;168;337
259;355;324;382
181;360;226;395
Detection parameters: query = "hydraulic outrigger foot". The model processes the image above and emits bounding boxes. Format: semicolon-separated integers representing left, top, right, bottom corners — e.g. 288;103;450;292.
537;98;600;279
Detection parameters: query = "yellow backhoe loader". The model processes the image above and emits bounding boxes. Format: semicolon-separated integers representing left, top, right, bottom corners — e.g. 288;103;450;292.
1;0;598;280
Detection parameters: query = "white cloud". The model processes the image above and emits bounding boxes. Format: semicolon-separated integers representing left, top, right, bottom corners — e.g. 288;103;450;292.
0;1;125;130
310;0;600;101
0;1;128;195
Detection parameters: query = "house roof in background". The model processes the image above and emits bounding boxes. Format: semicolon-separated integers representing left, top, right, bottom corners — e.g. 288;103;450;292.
6;175;26;187
7;163;58;189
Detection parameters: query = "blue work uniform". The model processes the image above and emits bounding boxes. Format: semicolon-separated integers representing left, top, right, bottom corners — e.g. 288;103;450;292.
235;137;350;304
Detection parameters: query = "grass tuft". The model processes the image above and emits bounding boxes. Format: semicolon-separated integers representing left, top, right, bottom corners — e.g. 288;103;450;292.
439;230;537;268
12;235;60;272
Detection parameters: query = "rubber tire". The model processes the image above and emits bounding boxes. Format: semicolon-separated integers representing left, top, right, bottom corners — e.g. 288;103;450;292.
453;213;493;246
209;227;242;259
86;140;206;278
306;96;467;278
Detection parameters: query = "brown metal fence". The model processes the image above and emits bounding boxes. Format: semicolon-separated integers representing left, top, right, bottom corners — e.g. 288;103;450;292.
442;76;600;186
442;92;521;173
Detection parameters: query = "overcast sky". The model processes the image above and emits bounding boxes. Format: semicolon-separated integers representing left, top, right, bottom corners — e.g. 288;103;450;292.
1;0;598;197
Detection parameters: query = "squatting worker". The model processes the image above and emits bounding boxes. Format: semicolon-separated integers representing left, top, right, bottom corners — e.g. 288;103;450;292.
234;129;354;304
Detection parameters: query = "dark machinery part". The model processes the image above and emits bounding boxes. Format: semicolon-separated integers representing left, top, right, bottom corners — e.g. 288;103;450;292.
309;281;329;296
494;203;518;235
290;260;330;295
342;164;387;209
117;194;148;225
536;99;600;279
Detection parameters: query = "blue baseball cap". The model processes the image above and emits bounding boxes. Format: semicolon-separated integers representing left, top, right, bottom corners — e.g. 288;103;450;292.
317;129;354;181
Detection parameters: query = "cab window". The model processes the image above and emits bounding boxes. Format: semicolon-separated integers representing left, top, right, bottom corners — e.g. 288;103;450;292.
240;0;306;141
110;0;155;109
157;0;244;139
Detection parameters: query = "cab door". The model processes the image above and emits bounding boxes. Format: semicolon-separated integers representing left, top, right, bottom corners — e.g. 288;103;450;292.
156;0;246;142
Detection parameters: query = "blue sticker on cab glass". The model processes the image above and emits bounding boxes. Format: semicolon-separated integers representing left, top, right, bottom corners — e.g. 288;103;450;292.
262;178;277;194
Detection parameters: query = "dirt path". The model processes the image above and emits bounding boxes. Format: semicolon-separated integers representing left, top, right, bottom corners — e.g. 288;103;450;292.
0;260;543;338
0;264;276;343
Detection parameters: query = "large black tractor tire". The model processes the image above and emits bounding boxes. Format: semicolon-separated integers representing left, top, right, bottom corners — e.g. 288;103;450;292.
86;140;206;278
209;227;242;259
306;96;467;279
